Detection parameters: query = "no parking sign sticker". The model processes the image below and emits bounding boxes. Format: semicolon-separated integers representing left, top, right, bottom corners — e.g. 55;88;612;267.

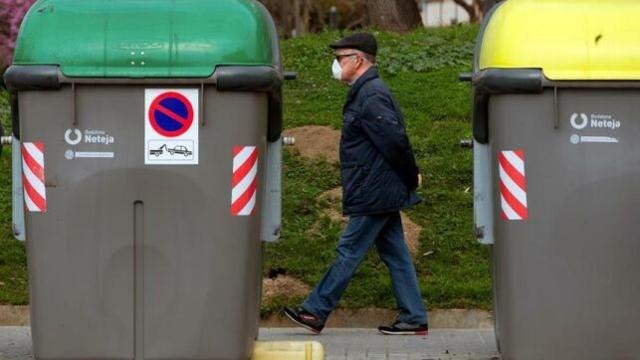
145;89;199;165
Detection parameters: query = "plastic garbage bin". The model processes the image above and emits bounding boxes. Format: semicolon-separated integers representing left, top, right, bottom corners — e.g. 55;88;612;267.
465;0;640;359
2;0;307;359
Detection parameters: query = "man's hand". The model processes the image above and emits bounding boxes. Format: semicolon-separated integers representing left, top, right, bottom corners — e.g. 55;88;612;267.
418;174;423;188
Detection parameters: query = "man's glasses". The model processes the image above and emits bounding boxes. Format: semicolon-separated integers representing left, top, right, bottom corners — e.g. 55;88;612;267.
335;53;359;62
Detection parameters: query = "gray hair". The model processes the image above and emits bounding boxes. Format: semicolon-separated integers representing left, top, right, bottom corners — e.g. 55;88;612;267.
355;50;376;65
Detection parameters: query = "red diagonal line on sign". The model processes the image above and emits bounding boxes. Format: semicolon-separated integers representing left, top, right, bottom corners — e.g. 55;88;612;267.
231;177;257;215
499;181;528;220
232;149;258;187
498;152;526;190
233;146;243;156
155;104;188;125
34;142;44;152
22;146;45;182
513;149;525;161
23;174;46;212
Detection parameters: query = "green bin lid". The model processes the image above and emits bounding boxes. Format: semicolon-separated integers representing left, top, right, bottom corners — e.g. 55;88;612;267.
13;0;278;78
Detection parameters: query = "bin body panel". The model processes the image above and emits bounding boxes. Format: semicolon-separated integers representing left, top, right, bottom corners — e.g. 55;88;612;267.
20;86;267;360
490;89;640;359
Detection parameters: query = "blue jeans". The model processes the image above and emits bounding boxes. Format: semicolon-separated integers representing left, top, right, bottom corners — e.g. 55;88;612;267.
302;212;428;325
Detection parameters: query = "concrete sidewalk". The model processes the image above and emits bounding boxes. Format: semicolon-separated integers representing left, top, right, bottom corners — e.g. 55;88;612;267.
261;328;499;360
1;327;499;360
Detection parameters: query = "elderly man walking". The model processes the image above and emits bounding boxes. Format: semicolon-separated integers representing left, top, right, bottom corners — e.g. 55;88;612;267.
283;33;428;335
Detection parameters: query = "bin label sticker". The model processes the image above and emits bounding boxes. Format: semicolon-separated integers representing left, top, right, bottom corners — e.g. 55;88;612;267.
65;128;115;146
498;150;528;221
22;142;47;213
63;128;116;160
145;89;199;165
231;146;259;216
569;112;620;145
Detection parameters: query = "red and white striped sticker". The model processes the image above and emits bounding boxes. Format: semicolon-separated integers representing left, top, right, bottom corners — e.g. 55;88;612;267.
22;142;47;213
498;150;528;221
231;146;259;216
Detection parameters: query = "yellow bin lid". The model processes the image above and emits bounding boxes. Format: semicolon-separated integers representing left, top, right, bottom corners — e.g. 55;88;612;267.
479;0;640;80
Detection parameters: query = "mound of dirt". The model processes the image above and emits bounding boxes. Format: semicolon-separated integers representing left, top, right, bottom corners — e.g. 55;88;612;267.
283;126;340;164
262;275;311;303
400;212;421;260
318;187;343;202
317;187;347;224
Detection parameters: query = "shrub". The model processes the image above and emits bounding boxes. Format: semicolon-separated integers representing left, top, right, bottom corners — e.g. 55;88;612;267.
0;0;36;70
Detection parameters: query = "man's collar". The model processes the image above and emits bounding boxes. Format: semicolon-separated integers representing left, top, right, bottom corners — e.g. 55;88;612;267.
348;66;379;100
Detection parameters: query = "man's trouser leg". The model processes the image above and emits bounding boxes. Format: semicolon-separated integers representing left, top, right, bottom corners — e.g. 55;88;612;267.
302;214;388;322
376;212;428;325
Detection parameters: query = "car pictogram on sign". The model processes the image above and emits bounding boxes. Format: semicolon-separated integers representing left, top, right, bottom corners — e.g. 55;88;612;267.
168;145;192;157
149;144;193;157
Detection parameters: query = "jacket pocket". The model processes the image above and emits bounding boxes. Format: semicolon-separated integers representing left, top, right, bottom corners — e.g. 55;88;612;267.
341;163;368;207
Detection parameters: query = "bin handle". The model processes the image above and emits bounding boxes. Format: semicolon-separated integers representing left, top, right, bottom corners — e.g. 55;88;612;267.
459;139;473;148
200;81;206;127
71;82;77;127
0;124;11;155
284;71;297;81
553;87;559;129
459;73;472;82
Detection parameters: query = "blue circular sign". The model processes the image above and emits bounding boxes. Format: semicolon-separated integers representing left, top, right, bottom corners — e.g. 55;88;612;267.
148;92;194;137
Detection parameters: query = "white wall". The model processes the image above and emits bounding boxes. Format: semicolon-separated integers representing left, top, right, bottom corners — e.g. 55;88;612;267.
420;0;471;27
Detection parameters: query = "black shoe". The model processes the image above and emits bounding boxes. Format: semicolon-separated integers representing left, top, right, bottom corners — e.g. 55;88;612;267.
282;306;325;334
378;321;429;335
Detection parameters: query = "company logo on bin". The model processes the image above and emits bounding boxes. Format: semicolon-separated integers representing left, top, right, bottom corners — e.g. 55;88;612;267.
22;142;47;213
570;113;589;130
148;92;194;137
231;146;259;216
498;150;528;221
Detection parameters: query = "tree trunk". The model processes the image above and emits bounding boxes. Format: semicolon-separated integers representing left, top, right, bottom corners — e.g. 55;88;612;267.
302;0;312;33
276;0;293;36
452;0;478;22
453;0;498;23
367;0;422;33
293;0;303;36
479;0;497;21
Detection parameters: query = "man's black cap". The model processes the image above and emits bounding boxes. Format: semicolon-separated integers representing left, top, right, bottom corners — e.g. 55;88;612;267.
329;33;377;57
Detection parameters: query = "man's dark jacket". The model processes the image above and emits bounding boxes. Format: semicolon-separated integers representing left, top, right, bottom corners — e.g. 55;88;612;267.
340;67;421;216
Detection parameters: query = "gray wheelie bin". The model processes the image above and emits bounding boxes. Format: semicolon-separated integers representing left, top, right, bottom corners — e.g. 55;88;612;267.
1;0;322;359
465;0;640;359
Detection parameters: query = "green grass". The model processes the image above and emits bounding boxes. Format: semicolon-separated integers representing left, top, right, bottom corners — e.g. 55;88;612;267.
0;91;29;305
0;25;491;312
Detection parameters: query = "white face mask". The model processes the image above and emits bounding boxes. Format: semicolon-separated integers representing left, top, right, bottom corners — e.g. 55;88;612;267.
332;59;343;81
